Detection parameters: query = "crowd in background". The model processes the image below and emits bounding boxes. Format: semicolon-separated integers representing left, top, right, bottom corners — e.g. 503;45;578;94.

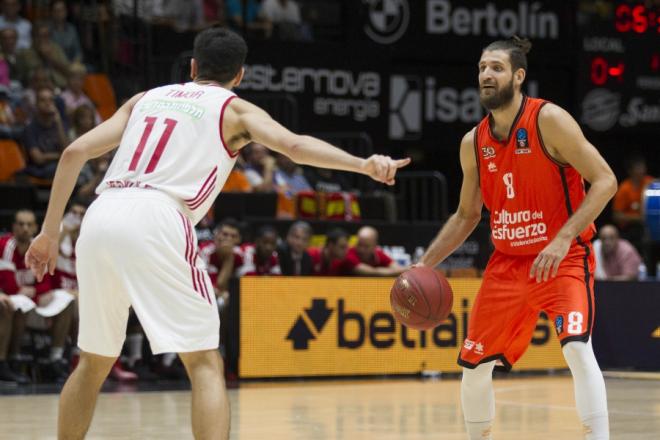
0;202;406;384
1;0;659;386
112;0;311;40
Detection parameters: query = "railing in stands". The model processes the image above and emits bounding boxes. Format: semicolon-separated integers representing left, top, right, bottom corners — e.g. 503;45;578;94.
393;171;449;223
310;132;374;193
239;93;300;132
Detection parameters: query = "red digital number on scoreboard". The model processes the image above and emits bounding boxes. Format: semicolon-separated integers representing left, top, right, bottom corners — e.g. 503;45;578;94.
590;57;625;86
615;4;660;33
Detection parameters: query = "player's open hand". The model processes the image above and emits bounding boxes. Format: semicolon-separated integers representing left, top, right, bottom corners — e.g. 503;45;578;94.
362;155;411;185
25;232;59;282
529;236;571;283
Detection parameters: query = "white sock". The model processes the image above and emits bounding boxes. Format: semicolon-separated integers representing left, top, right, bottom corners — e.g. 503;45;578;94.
126;333;143;367
461;361;496;440
162;352;177;367
562;339;609;440
465;421;493;439
581;412;610;440
50;346;64;361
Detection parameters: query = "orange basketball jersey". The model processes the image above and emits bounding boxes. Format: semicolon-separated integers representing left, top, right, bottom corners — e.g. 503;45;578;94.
474;96;595;256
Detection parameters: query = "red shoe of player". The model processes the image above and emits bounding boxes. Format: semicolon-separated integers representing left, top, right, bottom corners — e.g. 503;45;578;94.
109;360;138;381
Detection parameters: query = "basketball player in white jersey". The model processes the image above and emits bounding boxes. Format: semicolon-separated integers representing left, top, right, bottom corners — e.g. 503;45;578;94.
25;27;410;440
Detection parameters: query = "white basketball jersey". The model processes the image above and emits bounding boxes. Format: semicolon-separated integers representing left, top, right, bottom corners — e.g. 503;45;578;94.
98;82;238;224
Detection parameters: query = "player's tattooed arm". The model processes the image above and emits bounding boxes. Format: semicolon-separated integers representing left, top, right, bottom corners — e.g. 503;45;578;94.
226;129;251;152
529;104;618;282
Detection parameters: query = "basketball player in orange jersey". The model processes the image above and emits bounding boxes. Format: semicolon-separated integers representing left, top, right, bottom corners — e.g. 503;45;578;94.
24;27;409;440
420;37;616;440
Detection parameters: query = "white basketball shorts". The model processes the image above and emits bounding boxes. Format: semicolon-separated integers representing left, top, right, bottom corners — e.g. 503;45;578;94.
76;188;219;356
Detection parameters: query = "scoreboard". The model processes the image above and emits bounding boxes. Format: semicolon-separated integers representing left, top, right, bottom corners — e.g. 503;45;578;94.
577;1;660;133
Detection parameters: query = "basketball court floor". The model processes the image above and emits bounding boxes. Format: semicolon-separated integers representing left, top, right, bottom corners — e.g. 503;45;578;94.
1;374;658;439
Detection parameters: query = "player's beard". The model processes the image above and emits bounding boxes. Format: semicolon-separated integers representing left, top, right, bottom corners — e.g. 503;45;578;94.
479;78;515;111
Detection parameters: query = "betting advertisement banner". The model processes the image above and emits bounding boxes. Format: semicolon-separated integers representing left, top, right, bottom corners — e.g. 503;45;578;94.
239;277;566;378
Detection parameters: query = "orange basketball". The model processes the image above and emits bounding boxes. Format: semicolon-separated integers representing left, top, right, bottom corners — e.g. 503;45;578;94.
390;266;453;330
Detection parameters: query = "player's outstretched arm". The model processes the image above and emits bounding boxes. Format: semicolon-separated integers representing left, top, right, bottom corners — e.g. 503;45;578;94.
25;93;145;281
529;103;618;282
225;98;410;185
420;130;483;268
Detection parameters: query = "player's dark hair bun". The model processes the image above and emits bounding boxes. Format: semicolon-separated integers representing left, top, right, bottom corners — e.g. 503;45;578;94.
510;36;532;55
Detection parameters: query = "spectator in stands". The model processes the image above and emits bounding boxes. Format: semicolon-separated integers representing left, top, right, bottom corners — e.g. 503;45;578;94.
61;64;101;122
0;210;75;382
22;87;69;179
0;27;18;81
261;0;311;41
161;0;207;32
199;218;242;374
54;201;87;292
0;84;19;138
226;0;273;38
278;221;313;275
0;0;31;50
201;218;243;300
262;0;301;24
305;167;351;193
16;21;71;90
203;0;228;26
0;55;7;85
243;142;276;192
341;226;405;276
593;224;643;281
75;154;109;201
274;153;312;195
22;68;68;124
54;201;137;381
49;0;82;63
222;165;252;192
236;226;282;276
308;227;351;276
69;102;96;140
274;152;312;218
72;107;107;201
612;155;654;251
0;263;30;384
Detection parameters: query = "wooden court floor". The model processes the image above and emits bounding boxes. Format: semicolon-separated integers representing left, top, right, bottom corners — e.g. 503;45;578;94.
0;376;658;439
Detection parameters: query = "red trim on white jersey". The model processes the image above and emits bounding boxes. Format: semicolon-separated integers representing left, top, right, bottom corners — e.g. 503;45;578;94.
179;212;211;304
184;166;218;209
219;96;238;158
189;176;217;210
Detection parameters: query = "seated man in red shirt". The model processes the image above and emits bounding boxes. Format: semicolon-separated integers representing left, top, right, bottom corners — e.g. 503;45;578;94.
341;226;406;276
236;226;282;276
201;218;243;304
0;267;30;384
308;227;351;276
0;209;75;382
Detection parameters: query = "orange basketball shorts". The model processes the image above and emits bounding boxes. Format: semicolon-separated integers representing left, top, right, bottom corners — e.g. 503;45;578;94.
458;242;595;371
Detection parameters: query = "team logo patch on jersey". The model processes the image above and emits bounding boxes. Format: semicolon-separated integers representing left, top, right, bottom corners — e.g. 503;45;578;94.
488;162;498;173
515;128;531;154
481;146;496;159
555;315;564;336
